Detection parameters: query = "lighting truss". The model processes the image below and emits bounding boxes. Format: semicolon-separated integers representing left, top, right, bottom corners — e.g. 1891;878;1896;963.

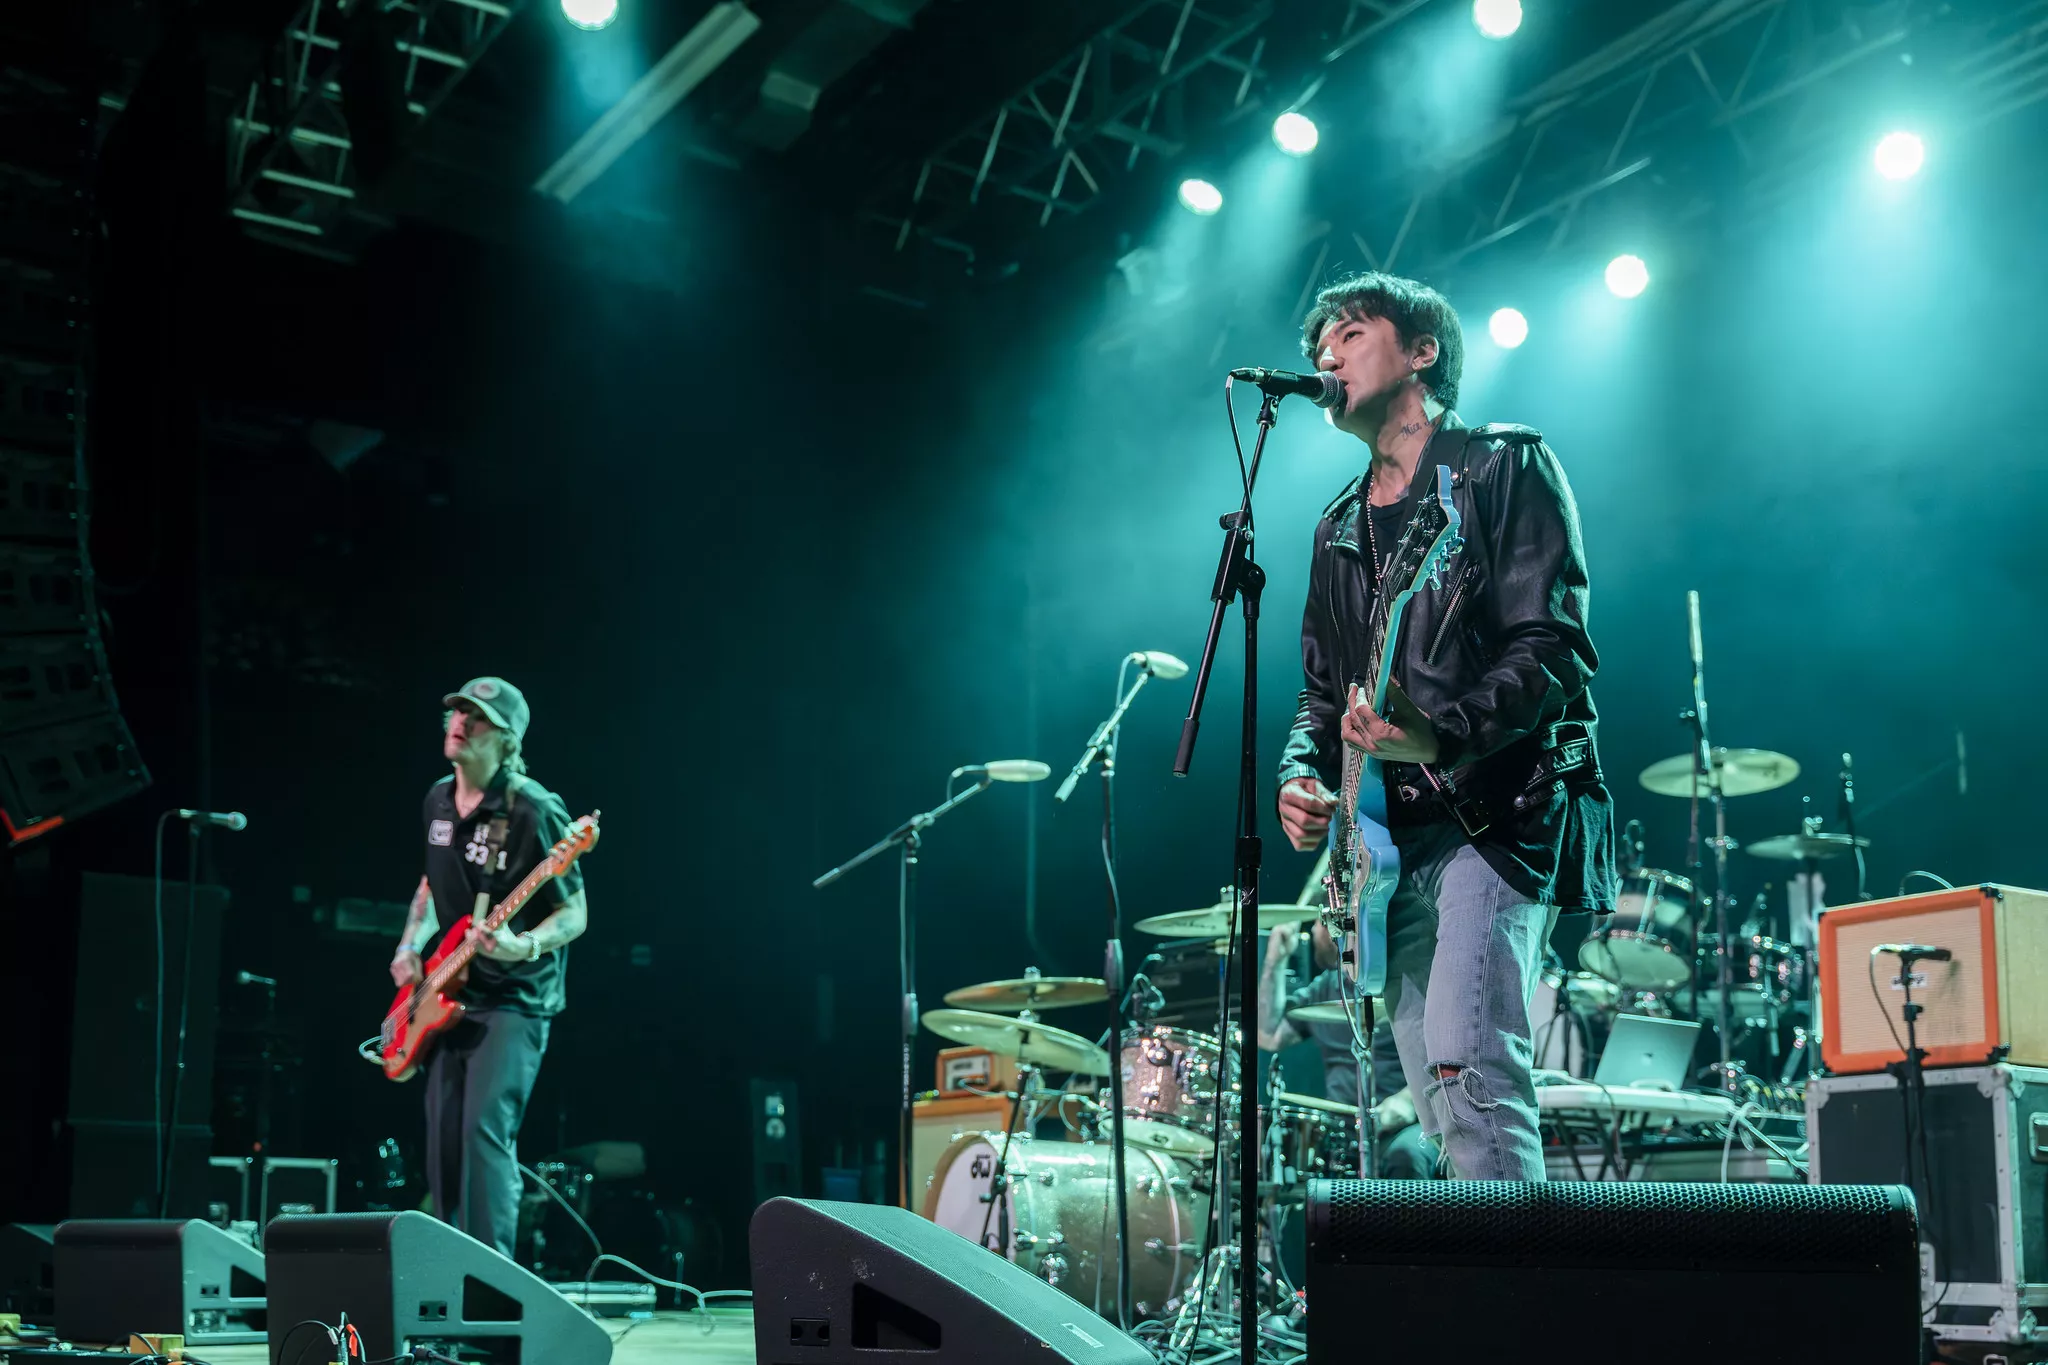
866;0;1278;270
226;0;522;255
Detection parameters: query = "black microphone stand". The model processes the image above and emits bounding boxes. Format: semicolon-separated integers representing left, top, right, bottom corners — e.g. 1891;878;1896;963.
1681;590;1739;1092
1053;662;1161;1330
1174;385;1277;1365
813;769;1005;1209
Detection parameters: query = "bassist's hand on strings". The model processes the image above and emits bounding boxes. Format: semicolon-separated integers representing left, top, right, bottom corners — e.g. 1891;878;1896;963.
389;947;423;989
470;921;535;963
1277;776;1336;852
1344;680;1440;764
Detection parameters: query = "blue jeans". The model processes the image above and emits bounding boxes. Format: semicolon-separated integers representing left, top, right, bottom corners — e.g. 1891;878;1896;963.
1381;824;1550;1181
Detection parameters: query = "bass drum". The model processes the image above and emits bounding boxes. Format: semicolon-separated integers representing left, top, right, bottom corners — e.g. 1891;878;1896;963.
923;1133;1206;1320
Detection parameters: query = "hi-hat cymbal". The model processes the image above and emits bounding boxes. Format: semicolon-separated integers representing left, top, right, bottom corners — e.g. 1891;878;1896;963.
919;1008;1111;1076
1134;903;1316;938
1745;832;1871;862
1639;748;1800;799
1284;1001;1352;1026
943;976;1108;1011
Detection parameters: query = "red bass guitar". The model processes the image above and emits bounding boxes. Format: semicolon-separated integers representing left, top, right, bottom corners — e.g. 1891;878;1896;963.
377;811;600;1081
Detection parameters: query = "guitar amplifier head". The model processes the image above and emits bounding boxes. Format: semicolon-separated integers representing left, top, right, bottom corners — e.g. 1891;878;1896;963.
1818;884;2048;1075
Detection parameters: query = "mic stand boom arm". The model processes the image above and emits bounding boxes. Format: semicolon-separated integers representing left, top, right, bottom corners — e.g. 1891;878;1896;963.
813;773;999;1209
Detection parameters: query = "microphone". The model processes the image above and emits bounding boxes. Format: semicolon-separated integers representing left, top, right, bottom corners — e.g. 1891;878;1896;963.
176;809;248;831
1228;367;1345;409
1129;650;1189;680
1874;943;1953;963
961;760;1051;783
236;970;277;988
1957;729;1968;796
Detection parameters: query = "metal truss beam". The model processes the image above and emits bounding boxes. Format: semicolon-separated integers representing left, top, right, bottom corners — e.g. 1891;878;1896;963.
226;0;520;254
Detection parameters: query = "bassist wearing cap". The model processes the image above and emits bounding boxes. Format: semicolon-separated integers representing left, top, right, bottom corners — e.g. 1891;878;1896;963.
1276;273;1616;1182
389;676;589;1255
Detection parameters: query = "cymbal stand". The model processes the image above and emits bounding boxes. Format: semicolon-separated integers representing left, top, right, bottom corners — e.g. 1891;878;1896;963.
977;1059;1040;1256
1681;590;1739;1089
813;770;1007;1208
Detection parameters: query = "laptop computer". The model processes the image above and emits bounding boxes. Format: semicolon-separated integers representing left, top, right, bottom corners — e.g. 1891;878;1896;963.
1592;1013;1702;1090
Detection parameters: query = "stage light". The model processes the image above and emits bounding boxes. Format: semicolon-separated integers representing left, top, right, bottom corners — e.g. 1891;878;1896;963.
1873;130;1925;180
561;0;618;30
1272;112;1319;156
1178;178;1224;215
1488;307;1529;349
1473;0;1522;39
1605;254;1650;299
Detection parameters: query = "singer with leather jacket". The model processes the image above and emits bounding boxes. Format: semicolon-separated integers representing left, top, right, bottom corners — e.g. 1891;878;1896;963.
1276;271;1616;1182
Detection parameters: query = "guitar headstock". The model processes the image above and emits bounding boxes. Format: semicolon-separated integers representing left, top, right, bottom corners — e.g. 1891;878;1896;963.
1384;466;1466;604
548;811;602;871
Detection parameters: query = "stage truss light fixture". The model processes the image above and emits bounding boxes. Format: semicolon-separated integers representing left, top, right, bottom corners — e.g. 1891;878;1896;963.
1178;178;1224;215
562;0;618;30
1272;112;1319;156
1874;130;1926;180
1489;307;1529;349
1473;0;1523;39
1605;254;1650;298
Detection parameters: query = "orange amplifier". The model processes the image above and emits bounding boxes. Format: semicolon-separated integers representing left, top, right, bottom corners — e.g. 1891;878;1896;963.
1818;884;2048;1075
934;1045;1018;1097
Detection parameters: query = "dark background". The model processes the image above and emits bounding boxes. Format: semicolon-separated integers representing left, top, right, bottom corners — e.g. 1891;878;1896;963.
2;0;2040;1285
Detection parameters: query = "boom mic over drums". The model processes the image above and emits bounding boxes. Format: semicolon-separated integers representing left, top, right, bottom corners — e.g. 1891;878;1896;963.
957;760;1051;783
1129;650;1189;679
1227;367;1345;408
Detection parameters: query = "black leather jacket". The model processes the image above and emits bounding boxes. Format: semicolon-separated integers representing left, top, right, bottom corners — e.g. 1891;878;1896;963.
1279;419;1617;912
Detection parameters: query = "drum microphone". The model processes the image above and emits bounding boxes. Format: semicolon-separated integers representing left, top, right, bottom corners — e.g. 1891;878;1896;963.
1228;367;1345;409
1129;650;1189;680
1873;943;1952;963
176;808;248;831
956;760;1051;783
236;970;278;987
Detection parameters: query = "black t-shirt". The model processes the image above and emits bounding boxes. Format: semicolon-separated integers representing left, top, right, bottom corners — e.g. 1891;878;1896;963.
421;771;584;1017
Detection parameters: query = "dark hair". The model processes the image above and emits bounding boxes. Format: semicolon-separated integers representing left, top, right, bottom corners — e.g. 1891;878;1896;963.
1300;271;1465;409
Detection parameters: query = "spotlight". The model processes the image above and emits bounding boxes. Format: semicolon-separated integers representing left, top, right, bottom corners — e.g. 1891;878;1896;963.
1873;130;1925;180
1178;178;1224;216
561;0;618;29
1604;254;1650;299
1473;0;1522;39
1272;112;1319;156
1488;307;1529;349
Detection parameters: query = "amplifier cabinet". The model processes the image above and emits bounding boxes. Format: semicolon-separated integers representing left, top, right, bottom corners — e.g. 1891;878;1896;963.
1817;884;2048;1075
1808;1064;2048;1350
909;1095;1011;1217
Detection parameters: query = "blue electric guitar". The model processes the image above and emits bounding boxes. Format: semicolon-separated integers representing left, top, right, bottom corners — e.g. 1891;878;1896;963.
1322;465;1466;994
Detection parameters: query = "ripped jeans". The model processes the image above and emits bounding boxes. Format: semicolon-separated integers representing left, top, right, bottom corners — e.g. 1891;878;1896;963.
1380;823;1550;1181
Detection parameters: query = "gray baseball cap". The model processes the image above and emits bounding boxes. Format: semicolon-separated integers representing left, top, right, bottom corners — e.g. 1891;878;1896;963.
442;676;530;742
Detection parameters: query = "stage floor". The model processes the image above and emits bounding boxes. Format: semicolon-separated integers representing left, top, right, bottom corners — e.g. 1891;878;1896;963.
191;1307;757;1363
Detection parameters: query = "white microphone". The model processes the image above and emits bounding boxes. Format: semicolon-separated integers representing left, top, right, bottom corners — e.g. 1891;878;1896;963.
1130;650;1189;681
176;809;248;831
981;760;1052;783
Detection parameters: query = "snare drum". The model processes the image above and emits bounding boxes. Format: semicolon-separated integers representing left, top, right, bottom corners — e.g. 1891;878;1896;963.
923;1133;1205;1319
1579;868;1696;989
1697;933;1808;1016
1119;1025;1236;1157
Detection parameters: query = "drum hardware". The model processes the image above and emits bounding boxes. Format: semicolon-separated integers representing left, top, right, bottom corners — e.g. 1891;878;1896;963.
1132;893;1316;939
1120;1023;1238;1158
812;761;1048;1207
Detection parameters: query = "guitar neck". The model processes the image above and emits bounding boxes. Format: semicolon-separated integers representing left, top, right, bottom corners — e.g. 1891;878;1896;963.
423;858;556;990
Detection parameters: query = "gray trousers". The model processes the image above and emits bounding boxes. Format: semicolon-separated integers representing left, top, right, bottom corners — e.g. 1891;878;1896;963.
1382;823;1551;1181
424;1008;549;1257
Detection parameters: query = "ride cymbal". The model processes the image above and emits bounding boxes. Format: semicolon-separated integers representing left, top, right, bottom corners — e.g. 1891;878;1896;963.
1745;832;1870;861
942;975;1109;1011
919;1008;1111;1076
1638;748;1800;798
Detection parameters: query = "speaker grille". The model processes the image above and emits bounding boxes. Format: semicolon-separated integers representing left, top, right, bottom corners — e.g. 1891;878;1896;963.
1308;1180;1915;1271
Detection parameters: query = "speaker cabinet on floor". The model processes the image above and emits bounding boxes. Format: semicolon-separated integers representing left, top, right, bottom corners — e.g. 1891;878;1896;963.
1305;1179;1921;1365
0;1223;54;1319
749;1197;1152;1365
261;1211;612;1365
53;1219;266;1346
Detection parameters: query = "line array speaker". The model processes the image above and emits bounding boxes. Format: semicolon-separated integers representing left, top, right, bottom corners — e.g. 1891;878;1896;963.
1305;1178;1922;1364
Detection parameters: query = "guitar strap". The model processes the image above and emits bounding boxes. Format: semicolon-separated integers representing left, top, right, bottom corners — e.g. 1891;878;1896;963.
472;777;519;925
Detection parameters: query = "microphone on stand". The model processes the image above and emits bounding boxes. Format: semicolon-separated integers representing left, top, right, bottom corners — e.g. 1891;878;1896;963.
175;809;249;831
1874;943;1952;964
236;971;278;988
1129;650;1189;680
1228;367;1345;409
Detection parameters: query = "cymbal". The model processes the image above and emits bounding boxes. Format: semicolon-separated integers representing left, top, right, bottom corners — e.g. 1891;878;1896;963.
919;1008;1111;1077
1285;1002;1352;1026
1273;1090;1359;1117
1639;748;1800;799
1745;832;1870;862
943;975;1108;1011
1134;904;1316;938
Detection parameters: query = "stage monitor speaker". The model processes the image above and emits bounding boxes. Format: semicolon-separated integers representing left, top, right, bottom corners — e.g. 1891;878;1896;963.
749;1197;1152;1365
261;1211;612;1365
0;1223;54;1320
53;1219;266;1346
1305;1179;1921;1365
